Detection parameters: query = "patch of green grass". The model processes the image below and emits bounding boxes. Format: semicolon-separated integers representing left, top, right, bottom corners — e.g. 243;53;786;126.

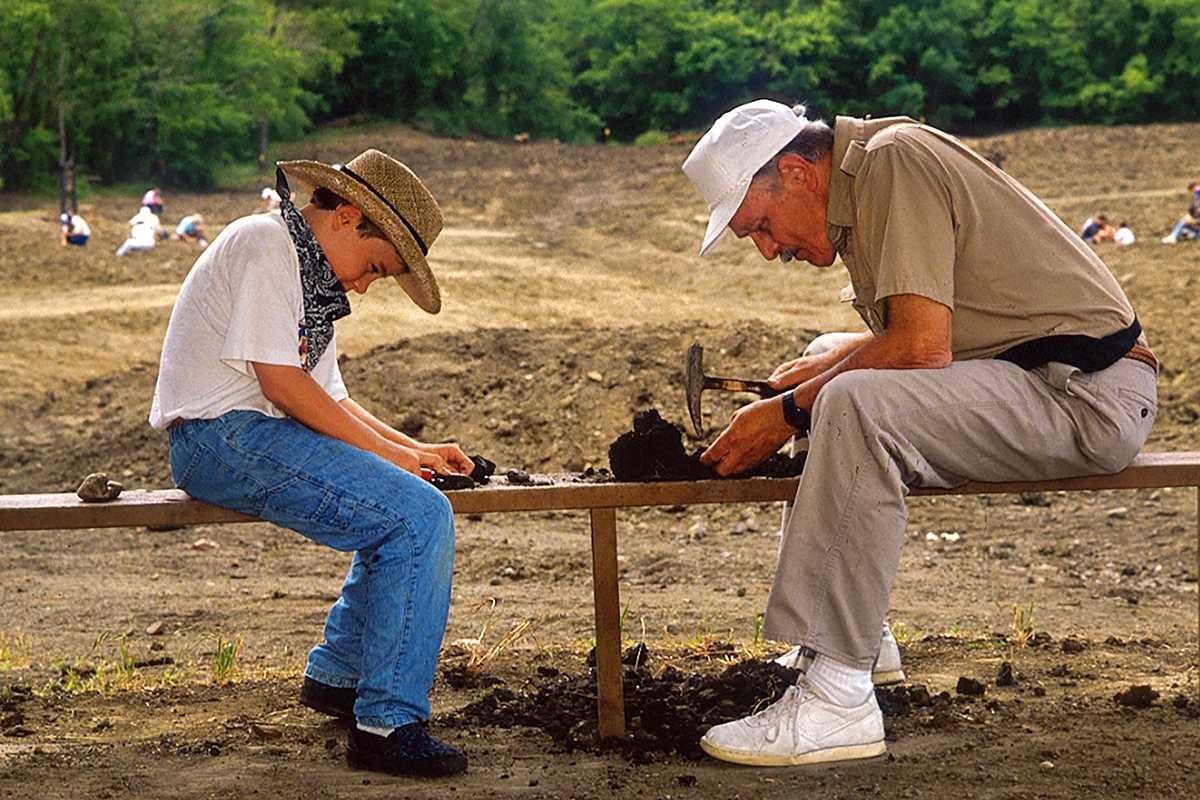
1011;601;1036;648
633;129;670;147
211;635;244;685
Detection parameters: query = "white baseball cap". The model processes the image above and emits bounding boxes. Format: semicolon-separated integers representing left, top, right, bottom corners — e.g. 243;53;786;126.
682;99;807;256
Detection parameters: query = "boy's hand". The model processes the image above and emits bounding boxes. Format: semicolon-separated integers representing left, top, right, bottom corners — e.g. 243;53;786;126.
421;443;473;475
378;442;423;476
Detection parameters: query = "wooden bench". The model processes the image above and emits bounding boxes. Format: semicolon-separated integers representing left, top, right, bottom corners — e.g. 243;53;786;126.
2;451;1197;740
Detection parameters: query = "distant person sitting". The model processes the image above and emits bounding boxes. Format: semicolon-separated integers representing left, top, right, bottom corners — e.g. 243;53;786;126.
1161;182;1200;244
116;206;160;256
257;186;282;213
1080;214;1114;243
59;212;91;247
1113;222;1135;247
173;213;209;248
141;187;164;216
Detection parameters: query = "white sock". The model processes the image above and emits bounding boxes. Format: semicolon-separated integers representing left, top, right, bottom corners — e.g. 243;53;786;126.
804;653;873;707
357;722;395;737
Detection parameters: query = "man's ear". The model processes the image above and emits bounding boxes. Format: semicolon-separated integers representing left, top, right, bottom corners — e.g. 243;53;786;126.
775;153;814;191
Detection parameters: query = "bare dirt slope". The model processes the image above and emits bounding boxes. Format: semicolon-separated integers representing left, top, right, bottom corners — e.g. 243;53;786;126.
0;121;1197;799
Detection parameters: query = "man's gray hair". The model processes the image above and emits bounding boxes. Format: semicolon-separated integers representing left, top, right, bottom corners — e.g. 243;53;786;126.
754;103;834;181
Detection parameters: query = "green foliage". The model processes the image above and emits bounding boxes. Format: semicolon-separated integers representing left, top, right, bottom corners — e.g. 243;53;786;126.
1;0;1197;190
211;634;243;684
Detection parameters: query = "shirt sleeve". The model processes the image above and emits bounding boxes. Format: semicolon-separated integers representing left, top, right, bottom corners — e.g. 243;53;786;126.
855;128;956;315
219;223;304;377
310;331;349;402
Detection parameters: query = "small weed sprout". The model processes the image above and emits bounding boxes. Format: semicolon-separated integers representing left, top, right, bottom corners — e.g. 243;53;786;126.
889;621;916;645
466;621;531;673
212;635;243;684
753;613;764;643
1011;602;1036;648
0;631;29;671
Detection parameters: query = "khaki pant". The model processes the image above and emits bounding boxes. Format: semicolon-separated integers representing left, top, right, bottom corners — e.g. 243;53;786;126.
766;337;1158;668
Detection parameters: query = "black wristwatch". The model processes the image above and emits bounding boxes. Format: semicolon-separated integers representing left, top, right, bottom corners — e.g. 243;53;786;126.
780;390;811;434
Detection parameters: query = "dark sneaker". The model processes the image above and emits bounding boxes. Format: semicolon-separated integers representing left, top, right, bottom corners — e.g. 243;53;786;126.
299;677;356;720
347;722;468;777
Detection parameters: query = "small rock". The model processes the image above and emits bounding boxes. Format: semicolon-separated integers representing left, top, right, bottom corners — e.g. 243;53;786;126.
996;661;1015;687
586;371;603;382
736;587;746;597
76;473;123;502
145;621;166;636
940;531;961;543
505;468;532;485
1114;685;1159;708
190;538;220;551
1061;638;1087;654
1106;506;1129;519
730;522;747;536
956;676;987;696
1039;760;1054;770
688;522;706;541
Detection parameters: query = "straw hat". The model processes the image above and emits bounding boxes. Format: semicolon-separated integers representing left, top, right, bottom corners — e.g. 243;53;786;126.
278;149;443;313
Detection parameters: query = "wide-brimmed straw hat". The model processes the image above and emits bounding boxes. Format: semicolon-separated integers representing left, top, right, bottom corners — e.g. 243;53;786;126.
278;149;443;313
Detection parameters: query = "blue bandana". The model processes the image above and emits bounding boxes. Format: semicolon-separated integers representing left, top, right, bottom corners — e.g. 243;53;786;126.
276;168;351;371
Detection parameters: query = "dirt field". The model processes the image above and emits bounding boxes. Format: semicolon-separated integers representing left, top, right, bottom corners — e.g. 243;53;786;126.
1;120;1197;799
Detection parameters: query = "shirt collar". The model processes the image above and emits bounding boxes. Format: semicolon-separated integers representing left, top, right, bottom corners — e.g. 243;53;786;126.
826;114;922;230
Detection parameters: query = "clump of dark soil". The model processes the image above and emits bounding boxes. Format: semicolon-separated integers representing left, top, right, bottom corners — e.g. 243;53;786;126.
607;410;806;482
454;652;945;762
455;655;800;760
1114;685;1160;708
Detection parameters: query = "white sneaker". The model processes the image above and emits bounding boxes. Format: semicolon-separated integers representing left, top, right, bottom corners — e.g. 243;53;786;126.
700;682;886;766
1162;235;1177;244
774;625;906;685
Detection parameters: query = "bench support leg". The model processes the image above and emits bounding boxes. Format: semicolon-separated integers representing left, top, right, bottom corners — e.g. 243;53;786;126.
590;506;626;739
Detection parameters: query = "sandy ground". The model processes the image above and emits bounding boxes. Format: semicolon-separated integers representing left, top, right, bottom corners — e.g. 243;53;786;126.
0;121;1197;799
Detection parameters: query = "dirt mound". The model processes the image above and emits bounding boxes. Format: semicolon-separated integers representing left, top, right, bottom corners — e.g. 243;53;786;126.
453;649;957;762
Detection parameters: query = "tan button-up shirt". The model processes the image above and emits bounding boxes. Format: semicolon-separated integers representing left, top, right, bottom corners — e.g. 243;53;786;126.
826;116;1144;360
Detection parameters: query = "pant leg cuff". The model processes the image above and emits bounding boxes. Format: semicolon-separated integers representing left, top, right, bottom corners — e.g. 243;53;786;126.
304;664;357;689
355;712;424;728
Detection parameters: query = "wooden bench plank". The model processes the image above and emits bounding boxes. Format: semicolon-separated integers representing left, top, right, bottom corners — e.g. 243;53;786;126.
1;452;1197;532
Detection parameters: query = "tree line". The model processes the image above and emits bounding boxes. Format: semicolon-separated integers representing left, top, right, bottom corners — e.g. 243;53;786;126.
2;0;1197;190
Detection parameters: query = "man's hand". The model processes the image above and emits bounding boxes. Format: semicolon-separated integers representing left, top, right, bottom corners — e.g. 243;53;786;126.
420;443;474;475
700;396;797;477
768;355;826;391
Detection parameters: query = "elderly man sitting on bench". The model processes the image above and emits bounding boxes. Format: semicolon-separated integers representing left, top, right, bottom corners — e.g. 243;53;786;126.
681;100;1158;767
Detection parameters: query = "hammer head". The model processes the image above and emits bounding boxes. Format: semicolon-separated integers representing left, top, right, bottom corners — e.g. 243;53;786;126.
685;342;706;436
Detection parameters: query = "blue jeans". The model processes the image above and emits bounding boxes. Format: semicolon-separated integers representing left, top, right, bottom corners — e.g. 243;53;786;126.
168;410;456;727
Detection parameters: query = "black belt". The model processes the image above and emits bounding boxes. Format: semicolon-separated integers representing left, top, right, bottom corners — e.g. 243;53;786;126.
997;318;1143;373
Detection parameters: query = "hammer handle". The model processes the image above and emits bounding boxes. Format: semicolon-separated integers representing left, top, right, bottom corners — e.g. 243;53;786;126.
703;376;779;398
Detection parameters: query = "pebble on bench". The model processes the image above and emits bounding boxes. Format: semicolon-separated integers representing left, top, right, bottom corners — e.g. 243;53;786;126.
76;472;123;502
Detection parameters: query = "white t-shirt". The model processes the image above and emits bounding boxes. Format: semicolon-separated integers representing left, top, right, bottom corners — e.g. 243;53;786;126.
129;208;160;246
148;213;347;430
64;215;90;237
1114;226;1135;246
261;187;282;210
